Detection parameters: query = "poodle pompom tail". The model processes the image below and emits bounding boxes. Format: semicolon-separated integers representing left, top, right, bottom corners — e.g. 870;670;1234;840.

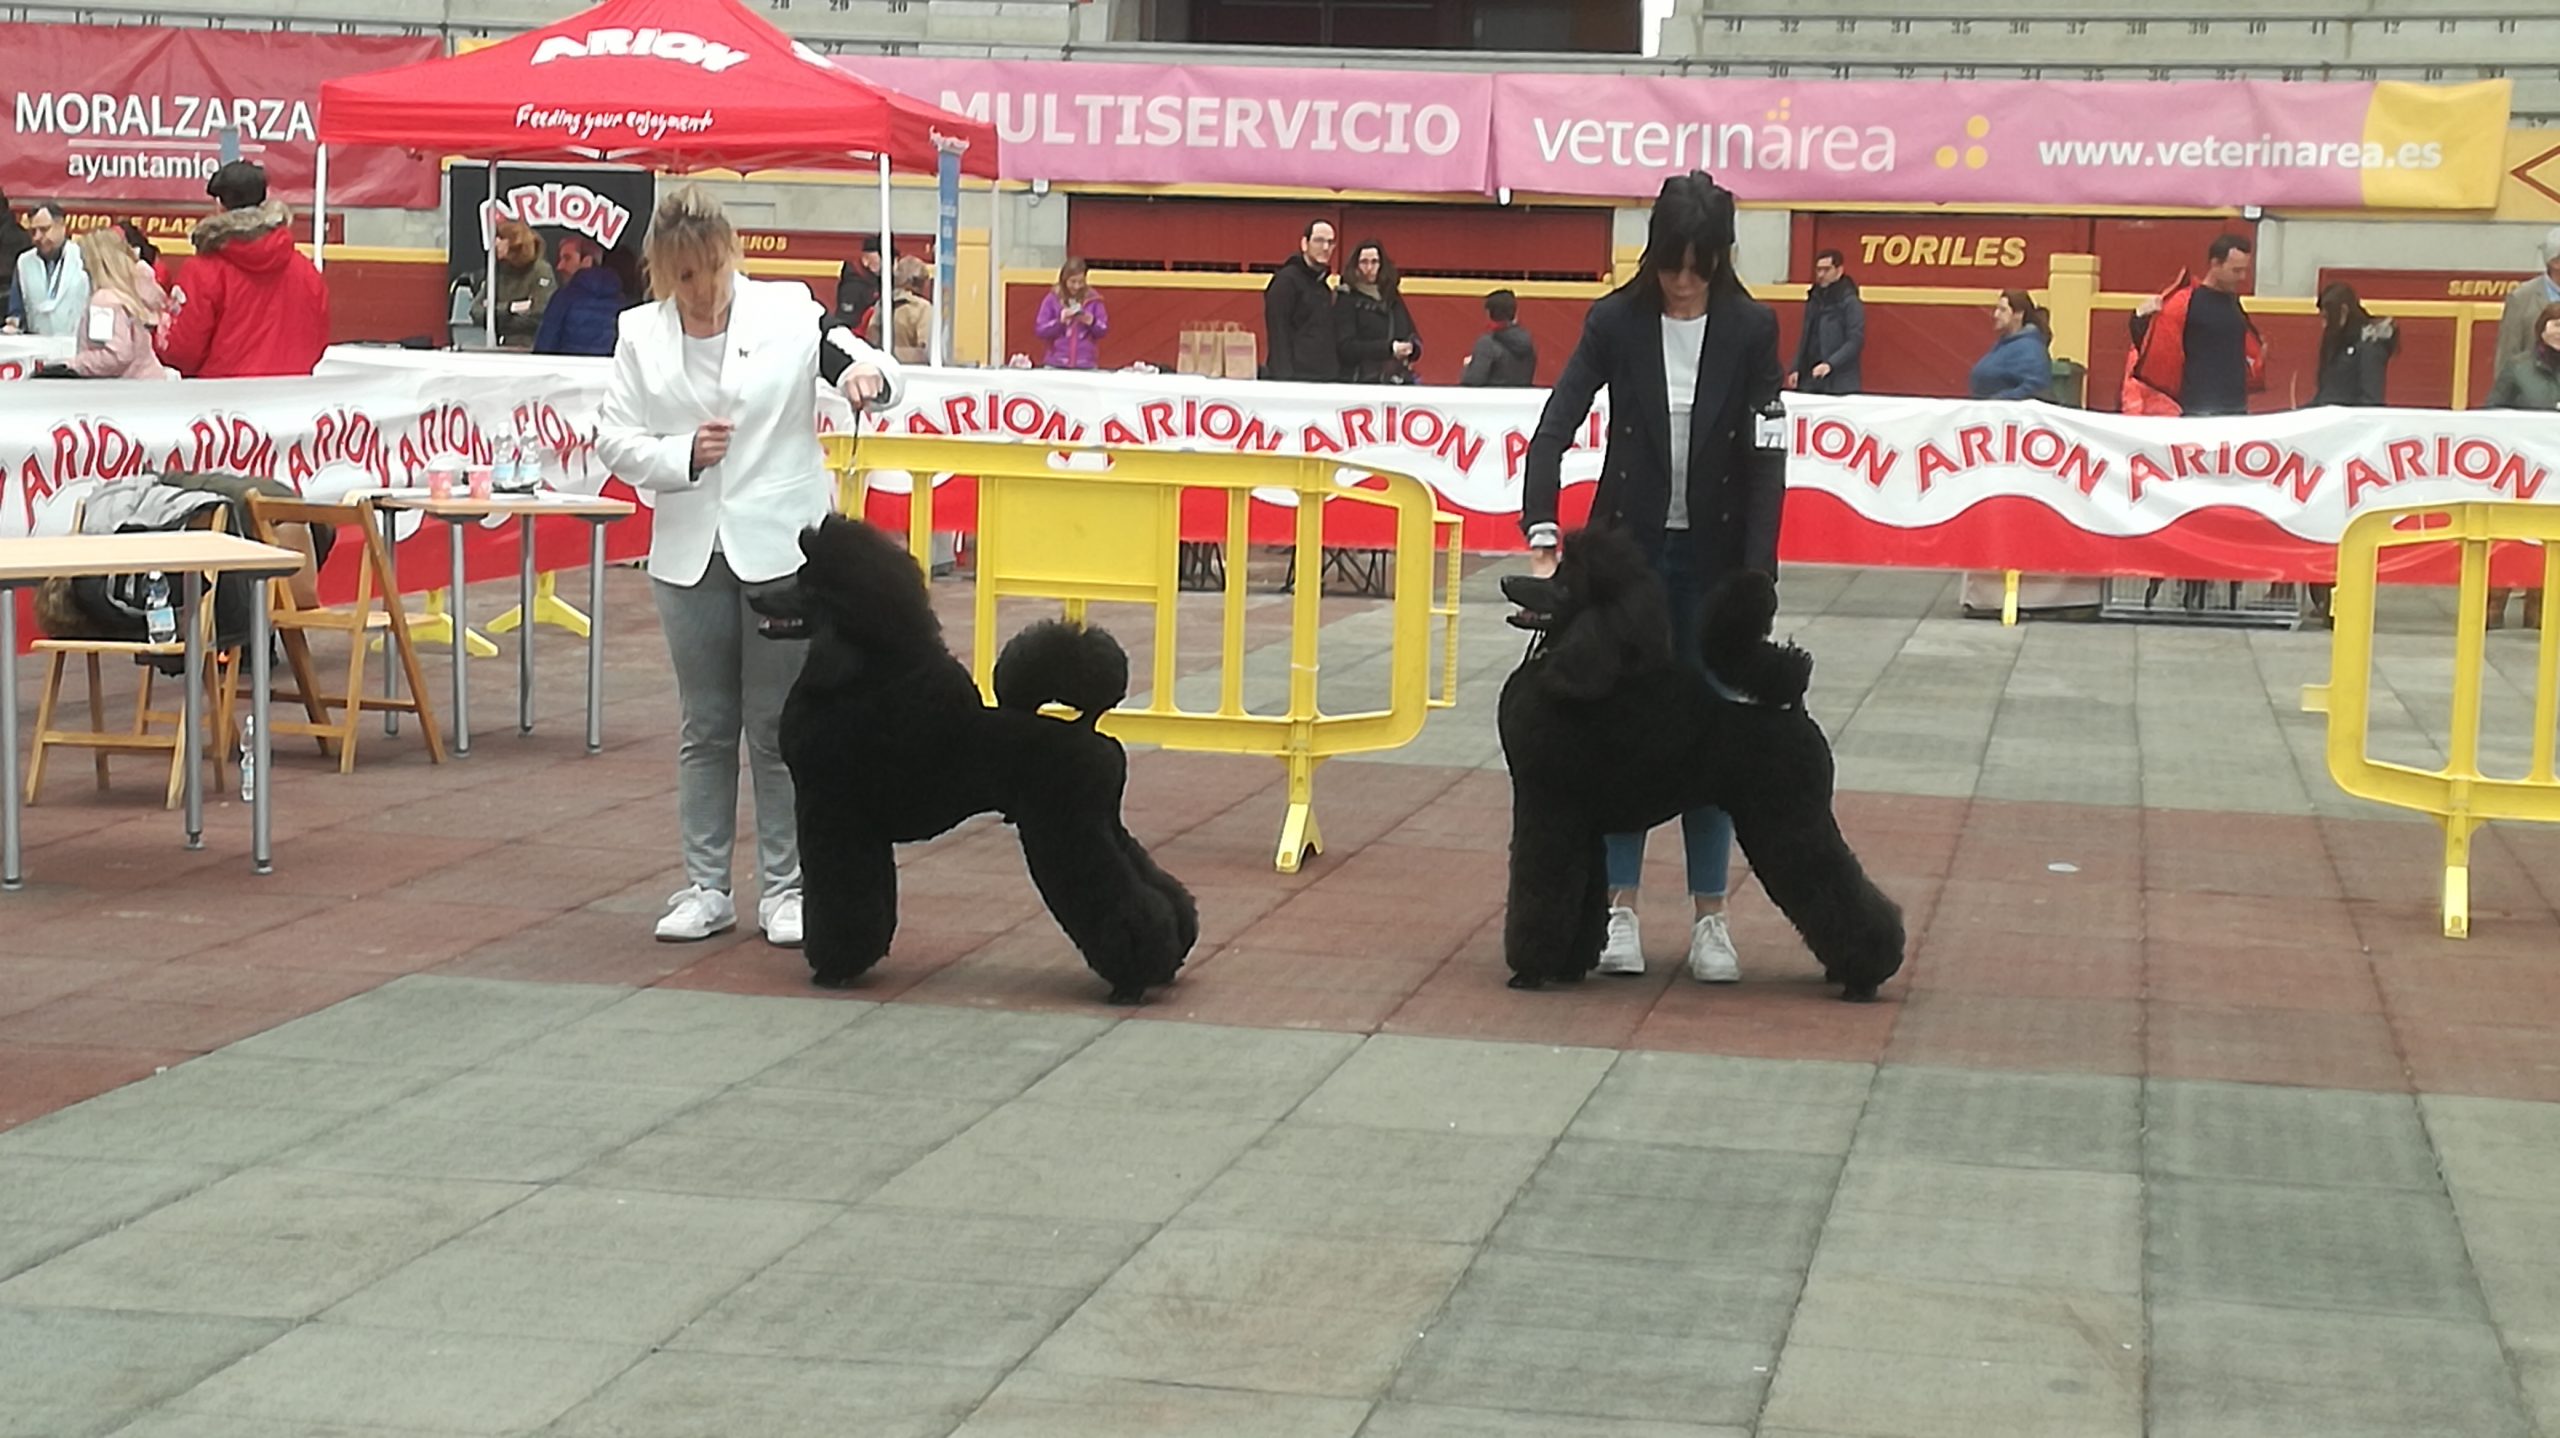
992;620;1131;722
1699;571;1813;709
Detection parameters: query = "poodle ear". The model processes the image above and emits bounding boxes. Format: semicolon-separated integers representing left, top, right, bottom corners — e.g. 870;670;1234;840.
1540;629;1623;703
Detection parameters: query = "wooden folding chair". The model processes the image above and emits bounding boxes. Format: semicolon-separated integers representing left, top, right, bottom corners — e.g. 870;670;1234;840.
25;503;242;808
242;493;444;771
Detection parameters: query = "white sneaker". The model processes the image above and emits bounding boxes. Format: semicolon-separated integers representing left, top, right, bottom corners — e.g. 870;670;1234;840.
1686;912;1742;984
760;891;804;949
655;885;737;942
1597;905;1644;976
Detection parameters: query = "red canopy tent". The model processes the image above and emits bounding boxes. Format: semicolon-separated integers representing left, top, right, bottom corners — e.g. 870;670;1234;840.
314;0;1000;351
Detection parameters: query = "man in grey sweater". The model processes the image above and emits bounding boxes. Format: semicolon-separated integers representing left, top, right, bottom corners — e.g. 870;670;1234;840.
2496;226;2560;370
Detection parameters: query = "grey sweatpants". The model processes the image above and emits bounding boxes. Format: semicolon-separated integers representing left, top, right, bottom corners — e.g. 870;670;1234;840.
652;552;805;902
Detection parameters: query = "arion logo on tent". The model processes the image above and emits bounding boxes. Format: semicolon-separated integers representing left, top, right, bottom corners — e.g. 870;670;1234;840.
482;183;634;250
528;28;749;74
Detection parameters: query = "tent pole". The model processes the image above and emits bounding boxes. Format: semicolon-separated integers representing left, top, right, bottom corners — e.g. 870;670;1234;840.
486;161;501;349
876;152;893;354
313;145;329;273
986;181;1003;366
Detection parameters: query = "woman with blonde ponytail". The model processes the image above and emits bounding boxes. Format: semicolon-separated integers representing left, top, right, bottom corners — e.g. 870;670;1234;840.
66;228;172;379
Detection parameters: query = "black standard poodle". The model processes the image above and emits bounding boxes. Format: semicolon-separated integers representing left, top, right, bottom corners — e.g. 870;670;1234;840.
749;515;1199;1004
1496;526;1906;1000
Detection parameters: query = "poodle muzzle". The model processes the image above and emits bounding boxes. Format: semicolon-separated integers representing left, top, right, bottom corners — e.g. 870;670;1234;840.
744;577;811;641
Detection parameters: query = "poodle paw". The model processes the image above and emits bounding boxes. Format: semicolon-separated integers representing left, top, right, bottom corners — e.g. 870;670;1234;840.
1506;973;1546;991
1105;986;1148;1006
1838;982;1880;1004
809;971;867;991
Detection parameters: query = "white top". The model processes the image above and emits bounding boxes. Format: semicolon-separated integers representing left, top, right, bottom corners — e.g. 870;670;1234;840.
681;330;725;403
594;273;903;588
1661;313;1708;532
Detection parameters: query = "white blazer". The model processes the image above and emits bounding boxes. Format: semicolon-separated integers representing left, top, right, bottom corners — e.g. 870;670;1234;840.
596;273;902;587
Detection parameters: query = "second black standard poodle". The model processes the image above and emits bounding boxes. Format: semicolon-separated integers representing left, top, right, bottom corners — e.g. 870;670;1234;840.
1497;526;1906;999
749;515;1198;1003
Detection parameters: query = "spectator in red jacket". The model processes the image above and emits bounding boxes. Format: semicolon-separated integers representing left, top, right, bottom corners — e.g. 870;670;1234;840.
157;162;330;378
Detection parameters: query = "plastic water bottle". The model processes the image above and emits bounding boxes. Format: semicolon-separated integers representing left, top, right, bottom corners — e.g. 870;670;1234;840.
513;413;541;490
238;711;257;803
144;572;176;645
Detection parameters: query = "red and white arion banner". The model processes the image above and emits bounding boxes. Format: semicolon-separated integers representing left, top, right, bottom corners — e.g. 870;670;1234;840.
8;352;2557;604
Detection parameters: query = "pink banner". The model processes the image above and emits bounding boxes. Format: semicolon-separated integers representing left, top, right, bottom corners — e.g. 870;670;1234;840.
1490;74;2501;209
836;56;1493;194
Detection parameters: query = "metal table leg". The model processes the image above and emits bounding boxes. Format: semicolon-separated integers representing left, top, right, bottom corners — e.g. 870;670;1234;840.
182;569;204;850
518;514;536;735
586;521;605;754
449;518;471;756
380;504;401;736
2;583;22;890
251;586;274;874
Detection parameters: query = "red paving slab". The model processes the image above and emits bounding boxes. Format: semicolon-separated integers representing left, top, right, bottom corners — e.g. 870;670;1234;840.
8;589;2560;1128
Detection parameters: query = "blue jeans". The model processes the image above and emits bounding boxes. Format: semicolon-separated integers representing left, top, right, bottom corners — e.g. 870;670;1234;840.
1602;534;1735;898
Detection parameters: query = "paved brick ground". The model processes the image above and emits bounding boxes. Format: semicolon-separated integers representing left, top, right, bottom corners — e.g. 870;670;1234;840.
4;558;2558;1436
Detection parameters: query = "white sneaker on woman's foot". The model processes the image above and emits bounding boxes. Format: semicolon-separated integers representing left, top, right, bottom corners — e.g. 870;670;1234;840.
760;892;804;948
1686;912;1741;983
1597;906;1644;976
655;885;737;942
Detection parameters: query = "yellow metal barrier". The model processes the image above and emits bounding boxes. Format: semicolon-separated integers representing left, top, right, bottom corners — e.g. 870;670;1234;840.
821;431;936;577
836;434;1445;873
2303;502;2560;938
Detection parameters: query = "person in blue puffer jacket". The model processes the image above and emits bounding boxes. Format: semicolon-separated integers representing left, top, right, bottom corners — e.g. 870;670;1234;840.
534;236;628;356
1969;288;2055;401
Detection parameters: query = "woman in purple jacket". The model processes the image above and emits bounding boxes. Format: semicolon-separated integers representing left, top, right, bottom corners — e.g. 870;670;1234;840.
1033;258;1109;369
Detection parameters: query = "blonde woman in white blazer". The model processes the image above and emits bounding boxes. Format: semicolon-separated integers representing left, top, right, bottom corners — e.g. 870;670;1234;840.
597;185;902;948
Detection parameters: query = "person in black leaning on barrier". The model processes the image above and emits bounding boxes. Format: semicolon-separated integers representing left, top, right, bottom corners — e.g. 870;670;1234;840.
1788;248;1863;395
1519;169;1787;987
1462;289;1537;387
1335;238;1421;384
1262;218;1339;382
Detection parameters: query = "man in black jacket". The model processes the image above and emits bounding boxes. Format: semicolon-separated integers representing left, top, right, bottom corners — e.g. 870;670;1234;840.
1262;219;1338;381
1788;249;1864;394
1461;289;1538;386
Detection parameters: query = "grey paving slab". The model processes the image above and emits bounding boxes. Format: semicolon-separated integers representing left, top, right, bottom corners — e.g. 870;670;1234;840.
107;1416;484;1438
951;1371;1372;1438
323;1240;756;1344
1760;1342;2143;1438
754;1004;1111;1100
118;1167;533;1243
2422;1094;2560;1203
659;1083;995;1148
1358;1405;1747;1438
1783;1273;2142;1371
568;1126;928;1202
280;1112;640;1185
2148;1297;2531;1438
543;1352;1001;1438
0;1096;357;1170
1173;1121;1550;1244
2146;1081;2440;1191
2149;1175;2487;1321
1022;1019;1360;1118
0;1306;288;1438
1391;1318;1775;1427
457;1184;838;1269
1295;1034;1616;1137
1811;1157;2141;1295
1436;1248;1799;1346
375;1071;716;1142
487;988;869;1085
1852;1068;2140;1173
0;1226;457;1320
226;976;626;1069
867;1100;1271;1223
773;1207;1157;1290
2453;1193;2560;1347
0;1152;219;1237
159;1324;642;1436
673;1266;1089;1368
1567;1052;1871;1156
1491;1161;1837;1275
62;1052;457;1114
